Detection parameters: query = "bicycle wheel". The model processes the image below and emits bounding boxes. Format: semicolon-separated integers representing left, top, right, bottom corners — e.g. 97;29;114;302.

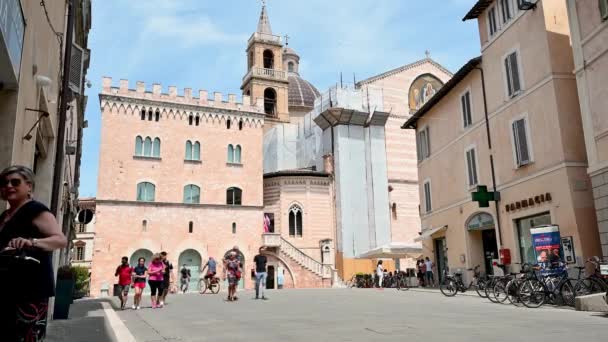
518;279;546;308
493;280;509;303
199;279;207;293
559;281;575;307
440;279;458;297
486;278;500;303
397;278;410;291
506;279;522;305
475;279;488;298
210;279;220;294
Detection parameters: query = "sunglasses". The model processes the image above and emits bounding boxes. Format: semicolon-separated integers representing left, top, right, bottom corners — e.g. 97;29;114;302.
0;179;22;188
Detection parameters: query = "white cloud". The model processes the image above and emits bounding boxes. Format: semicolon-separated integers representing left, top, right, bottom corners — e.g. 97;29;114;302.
143;15;247;47
126;0;247;47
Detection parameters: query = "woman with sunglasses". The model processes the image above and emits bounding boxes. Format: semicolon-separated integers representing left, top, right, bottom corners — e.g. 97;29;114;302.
0;165;67;341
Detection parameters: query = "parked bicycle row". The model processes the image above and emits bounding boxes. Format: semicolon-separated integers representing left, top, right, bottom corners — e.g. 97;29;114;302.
439;257;608;309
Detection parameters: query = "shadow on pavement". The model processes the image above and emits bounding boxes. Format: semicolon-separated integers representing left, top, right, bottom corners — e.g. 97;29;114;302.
46;298;117;342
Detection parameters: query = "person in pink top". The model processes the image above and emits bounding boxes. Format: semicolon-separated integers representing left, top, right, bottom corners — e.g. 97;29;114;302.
148;254;165;309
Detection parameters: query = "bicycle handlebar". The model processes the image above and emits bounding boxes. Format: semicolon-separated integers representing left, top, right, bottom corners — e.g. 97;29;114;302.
0;248;41;264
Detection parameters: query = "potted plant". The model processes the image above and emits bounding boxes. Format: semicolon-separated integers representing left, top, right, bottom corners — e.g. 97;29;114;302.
54;265;75;319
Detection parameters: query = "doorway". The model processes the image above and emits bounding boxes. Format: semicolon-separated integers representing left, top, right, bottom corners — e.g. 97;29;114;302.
266;265;275;289
481;229;498;275
434;238;448;283
130;249;154;294
178;249;202;292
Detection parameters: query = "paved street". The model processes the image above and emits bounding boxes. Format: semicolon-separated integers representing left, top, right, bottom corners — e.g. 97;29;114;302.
113;289;608;342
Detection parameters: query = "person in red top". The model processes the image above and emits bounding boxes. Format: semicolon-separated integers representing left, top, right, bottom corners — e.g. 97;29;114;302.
115;256;133;310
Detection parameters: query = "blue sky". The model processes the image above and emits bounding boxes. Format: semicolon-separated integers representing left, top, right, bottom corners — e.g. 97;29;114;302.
79;0;480;197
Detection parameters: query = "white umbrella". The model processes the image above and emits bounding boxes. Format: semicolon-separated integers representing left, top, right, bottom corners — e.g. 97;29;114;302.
357;242;423;259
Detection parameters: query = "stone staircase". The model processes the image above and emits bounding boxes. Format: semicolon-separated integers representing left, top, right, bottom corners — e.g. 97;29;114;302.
278;237;332;279
262;233;333;280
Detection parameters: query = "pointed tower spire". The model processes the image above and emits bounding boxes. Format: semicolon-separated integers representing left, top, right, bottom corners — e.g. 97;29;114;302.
257;2;273;35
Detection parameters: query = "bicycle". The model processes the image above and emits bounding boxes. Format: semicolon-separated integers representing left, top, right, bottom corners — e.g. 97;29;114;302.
199;275;221;294
395;271;411;291
439;265;486;297
0;248;41;266
518;263;575;308
573;258;608;296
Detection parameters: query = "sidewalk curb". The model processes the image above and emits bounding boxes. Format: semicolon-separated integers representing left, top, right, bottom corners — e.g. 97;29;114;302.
101;302;136;342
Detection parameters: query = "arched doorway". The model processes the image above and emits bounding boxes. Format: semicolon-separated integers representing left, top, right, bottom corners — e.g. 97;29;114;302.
178;249;202;292
130;249;153;293
466;212;498;275
223;249;245;289
264;88;277;116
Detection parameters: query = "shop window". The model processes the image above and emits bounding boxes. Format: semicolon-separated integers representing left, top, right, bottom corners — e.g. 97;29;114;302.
516;213;552;264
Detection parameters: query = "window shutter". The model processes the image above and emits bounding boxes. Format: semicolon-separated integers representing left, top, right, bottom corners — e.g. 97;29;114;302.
420;131;427;159
505;57;513;96
601;0;608;20
466;150;473;186
516;119;530;165
416;132;422;161
466;93;472;125
472;150;478;184
461;95;467;127
69;43;85;94
513;119;530;166
427;183;432;212
510;52;521;93
424;127;430;158
467;149;478;185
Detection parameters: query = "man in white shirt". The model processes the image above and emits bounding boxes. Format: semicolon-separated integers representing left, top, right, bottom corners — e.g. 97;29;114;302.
424;257;434;287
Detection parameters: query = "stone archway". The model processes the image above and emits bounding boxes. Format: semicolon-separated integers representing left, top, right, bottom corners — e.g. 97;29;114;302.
178;249;203;292
224;249;246;289
130;249;153;293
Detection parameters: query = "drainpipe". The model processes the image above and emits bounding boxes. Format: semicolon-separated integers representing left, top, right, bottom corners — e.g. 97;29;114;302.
475;66;503;248
50;0;74;216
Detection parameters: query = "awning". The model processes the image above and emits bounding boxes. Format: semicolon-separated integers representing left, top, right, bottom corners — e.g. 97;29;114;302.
357;242;423;259
414;225;447;242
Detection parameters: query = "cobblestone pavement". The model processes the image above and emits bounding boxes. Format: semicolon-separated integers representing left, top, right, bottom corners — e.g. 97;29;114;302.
114;289;608;342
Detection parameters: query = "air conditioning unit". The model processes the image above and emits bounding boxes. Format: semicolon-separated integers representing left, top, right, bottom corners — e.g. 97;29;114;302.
518;0;538;11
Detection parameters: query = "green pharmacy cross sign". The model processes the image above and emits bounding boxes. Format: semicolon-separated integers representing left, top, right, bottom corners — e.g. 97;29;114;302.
471;185;501;208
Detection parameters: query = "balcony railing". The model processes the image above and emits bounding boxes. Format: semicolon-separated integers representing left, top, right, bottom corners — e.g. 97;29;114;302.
262;233;281;248
243;67;287;82
247;32;282;46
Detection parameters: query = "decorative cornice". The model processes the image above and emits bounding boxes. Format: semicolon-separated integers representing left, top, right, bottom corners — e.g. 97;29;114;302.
100;94;266;121
100;97;265;129
357;58;453;86
95;199;263;210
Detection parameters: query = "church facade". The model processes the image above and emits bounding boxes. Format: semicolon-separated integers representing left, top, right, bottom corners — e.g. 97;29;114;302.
88;5;452;296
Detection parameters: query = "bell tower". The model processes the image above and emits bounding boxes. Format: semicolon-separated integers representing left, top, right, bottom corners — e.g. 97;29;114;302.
241;3;289;123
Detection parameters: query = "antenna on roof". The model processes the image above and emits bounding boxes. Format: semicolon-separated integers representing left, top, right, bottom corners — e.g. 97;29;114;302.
340;72;343;89
353;73;357;87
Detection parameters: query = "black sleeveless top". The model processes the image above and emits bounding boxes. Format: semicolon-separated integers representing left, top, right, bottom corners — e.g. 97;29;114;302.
0;201;55;300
